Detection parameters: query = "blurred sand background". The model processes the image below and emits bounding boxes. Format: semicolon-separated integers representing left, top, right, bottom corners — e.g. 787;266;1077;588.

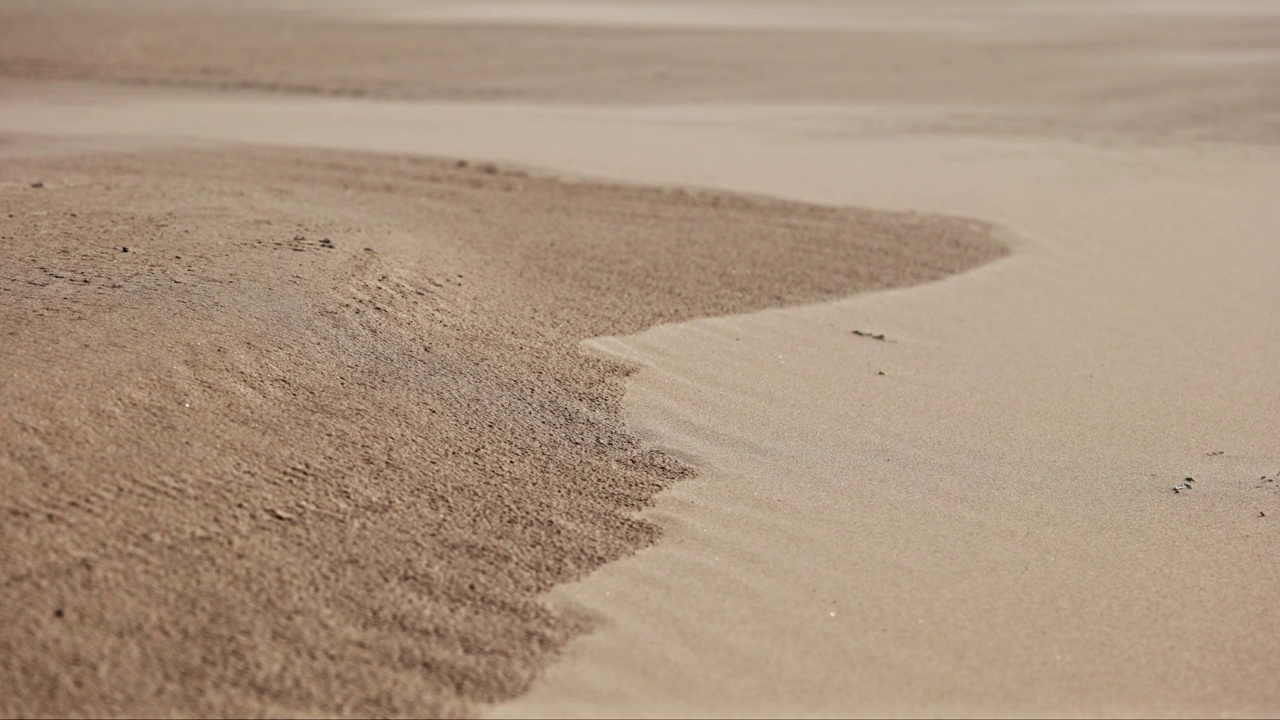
2;1;1279;717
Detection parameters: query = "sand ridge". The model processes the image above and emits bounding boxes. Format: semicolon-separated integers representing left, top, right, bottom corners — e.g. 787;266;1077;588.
0;145;1003;716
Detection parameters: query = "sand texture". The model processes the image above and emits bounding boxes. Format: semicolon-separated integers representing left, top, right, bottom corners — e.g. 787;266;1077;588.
499;137;1280;718
2;0;1279;717
0;147;1001;716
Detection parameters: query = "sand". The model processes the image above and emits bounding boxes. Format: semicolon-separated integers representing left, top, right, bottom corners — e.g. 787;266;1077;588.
0;142;999;716
500;138;1280;718
2;0;1279;717
4;0;1280;143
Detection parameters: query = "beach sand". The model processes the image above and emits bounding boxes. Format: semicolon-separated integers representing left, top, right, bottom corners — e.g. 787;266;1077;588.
2;1;1278;717
0;142;1000;716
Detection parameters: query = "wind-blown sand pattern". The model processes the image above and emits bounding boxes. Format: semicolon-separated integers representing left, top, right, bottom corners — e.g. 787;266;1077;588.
2;0;1279;717
0;147;1000;716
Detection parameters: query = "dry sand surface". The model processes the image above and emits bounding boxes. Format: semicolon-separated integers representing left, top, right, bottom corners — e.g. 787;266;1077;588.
502;139;1280;717
0;145;999;716
3;0;1280;143
2;0;1280;717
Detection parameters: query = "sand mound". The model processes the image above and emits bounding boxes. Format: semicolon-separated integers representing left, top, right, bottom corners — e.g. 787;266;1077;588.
0;145;1005;716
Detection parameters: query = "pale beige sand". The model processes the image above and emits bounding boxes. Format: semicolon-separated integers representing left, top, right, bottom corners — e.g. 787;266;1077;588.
3;1;1280;717
500;137;1280;717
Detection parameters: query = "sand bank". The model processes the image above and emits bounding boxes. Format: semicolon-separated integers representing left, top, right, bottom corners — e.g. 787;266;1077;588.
500;135;1280;718
0;144;999;716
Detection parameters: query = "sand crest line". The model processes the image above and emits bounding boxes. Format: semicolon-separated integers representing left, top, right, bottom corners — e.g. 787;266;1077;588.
0;141;1006;717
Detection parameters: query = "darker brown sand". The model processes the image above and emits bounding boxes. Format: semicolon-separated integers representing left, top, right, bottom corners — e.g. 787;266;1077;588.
0;146;1004;716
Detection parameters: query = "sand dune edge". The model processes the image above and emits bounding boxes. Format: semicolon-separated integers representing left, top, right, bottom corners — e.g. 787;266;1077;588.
0;144;1006;717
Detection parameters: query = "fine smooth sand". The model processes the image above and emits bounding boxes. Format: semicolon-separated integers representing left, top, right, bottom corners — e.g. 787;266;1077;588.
2;1;1279;717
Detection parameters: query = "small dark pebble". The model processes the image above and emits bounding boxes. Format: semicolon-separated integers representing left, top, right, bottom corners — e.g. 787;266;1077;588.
1260;512;1267;517
364;247;376;253
30;181;44;189
852;330;886;341
877;371;886;376
54;608;64;618
1184;477;1195;483
121;247;128;253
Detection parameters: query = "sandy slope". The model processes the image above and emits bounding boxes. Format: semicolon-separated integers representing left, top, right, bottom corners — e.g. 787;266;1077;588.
0;146;999;716
2;0;1279;717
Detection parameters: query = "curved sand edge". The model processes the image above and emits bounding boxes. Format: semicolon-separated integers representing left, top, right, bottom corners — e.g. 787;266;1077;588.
496;135;1280;718
0;143;1005;717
